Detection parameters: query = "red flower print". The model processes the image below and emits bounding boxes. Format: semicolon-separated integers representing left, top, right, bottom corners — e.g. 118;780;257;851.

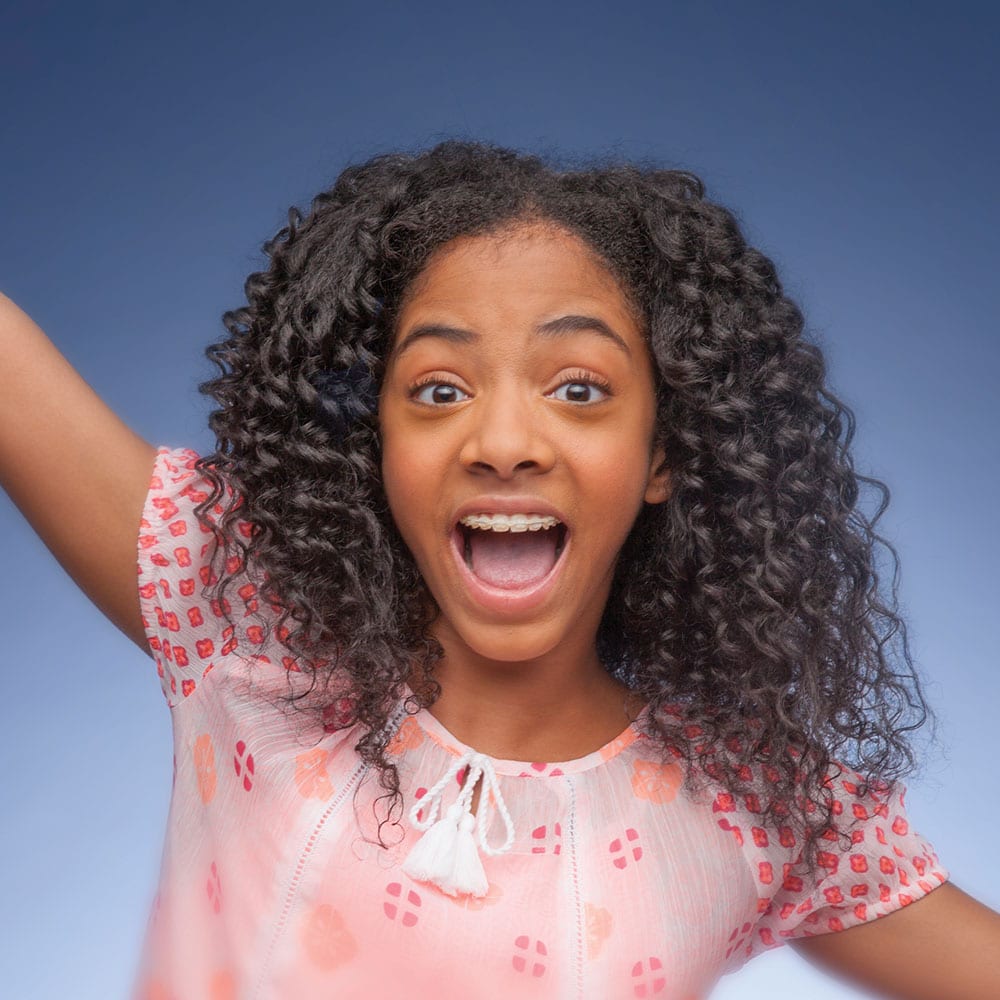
233;740;254;792
816;851;839;874
205;861;222;915
512;935;548;977
712;793;736;813
531;823;562;855
725;922;752;959
717;817;744;846
610;828;643;869
383;882;421;927
631;956;666;997
783;873;804;893
322;697;355;731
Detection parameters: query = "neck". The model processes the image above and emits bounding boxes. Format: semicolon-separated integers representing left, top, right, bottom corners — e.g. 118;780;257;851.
414;629;645;762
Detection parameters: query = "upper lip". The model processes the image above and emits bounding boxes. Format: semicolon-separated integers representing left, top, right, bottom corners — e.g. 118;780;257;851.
452;496;570;528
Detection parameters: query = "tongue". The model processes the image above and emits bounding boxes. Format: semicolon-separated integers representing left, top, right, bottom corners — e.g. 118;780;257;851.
468;528;558;588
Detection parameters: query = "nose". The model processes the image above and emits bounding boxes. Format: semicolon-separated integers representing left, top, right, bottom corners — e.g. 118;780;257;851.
458;388;556;479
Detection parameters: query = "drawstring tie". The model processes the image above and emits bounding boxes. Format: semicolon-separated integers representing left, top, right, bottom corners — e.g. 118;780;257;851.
402;750;515;898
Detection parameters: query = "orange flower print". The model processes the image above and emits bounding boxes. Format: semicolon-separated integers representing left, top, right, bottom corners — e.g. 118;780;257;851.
600;731;636;761
137;980;172;1000
209;970;235;1000
294;748;334;801
631;759;682;804
585;903;613;958
301;904;358;970
386;716;424;756
194;733;217;804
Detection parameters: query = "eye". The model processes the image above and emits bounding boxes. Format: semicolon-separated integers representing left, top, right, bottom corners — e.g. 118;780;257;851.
411;380;470;405
548;375;611;404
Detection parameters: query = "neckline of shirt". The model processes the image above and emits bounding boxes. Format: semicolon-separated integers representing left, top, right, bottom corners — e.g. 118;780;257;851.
404;695;651;777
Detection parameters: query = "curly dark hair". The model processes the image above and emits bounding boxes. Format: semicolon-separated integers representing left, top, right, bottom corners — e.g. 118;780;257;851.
197;139;930;865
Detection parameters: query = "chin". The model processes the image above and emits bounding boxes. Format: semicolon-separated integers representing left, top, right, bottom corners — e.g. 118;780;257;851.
448;621;566;668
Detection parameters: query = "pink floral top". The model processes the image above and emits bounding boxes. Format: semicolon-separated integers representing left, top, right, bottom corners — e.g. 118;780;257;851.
134;448;948;1000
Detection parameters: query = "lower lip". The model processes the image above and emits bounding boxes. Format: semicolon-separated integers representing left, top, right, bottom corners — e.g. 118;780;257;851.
448;526;570;615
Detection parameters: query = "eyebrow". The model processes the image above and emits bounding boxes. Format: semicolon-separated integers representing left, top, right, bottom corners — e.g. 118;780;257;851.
393;314;633;359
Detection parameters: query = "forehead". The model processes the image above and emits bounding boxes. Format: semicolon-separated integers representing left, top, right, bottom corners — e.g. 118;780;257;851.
393;222;642;342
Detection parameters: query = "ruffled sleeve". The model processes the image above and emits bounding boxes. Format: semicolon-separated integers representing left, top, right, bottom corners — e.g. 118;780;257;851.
718;765;948;964
136;446;232;708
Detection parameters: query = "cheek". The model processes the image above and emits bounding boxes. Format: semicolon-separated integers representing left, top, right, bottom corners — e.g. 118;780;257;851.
572;434;656;502
380;437;441;561
380;451;414;544
380;445;405;501
380;419;419;499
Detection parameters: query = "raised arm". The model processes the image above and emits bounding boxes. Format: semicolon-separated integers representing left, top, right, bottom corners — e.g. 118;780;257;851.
0;292;157;650
792;881;1000;1000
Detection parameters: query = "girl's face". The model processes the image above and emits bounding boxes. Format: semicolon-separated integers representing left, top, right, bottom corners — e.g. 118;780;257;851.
379;220;670;669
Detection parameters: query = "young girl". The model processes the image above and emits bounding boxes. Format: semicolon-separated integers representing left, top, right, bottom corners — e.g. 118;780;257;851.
2;140;998;999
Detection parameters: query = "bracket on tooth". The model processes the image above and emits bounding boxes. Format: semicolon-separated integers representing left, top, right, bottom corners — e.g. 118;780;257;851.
459;513;561;533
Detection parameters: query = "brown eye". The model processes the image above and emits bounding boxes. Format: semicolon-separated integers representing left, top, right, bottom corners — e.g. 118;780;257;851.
550;379;608;404
413;382;468;404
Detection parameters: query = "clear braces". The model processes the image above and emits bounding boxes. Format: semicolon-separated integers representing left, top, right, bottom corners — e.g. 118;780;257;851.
459;513;560;533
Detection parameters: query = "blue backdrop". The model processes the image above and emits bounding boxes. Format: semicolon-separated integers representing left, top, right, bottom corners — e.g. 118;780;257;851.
1;2;996;997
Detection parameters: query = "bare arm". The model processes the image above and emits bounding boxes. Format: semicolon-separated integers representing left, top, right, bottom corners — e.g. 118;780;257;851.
0;292;157;651
792;882;1000;1000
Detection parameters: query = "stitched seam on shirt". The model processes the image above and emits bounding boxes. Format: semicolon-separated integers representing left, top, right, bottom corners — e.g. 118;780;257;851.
250;758;368;998
566;776;585;1000
249;701;409;996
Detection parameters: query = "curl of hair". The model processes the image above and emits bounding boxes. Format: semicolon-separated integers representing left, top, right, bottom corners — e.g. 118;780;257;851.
197;139;930;864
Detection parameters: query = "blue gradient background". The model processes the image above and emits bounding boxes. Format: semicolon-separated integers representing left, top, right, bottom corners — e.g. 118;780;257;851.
1;2;996;997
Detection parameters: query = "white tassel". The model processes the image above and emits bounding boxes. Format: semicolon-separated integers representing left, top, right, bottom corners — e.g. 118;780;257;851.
402;803;464;885
402;750;515;898
436;811;488;898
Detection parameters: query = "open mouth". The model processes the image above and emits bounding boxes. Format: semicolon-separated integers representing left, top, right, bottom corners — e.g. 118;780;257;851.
454;514;568;591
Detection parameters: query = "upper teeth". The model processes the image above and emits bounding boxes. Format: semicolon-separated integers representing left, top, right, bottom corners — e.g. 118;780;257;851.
459;513;560;532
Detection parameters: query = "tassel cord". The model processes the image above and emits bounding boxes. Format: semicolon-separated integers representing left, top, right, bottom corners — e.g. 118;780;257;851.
473;758;515;857
406;750;515;856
